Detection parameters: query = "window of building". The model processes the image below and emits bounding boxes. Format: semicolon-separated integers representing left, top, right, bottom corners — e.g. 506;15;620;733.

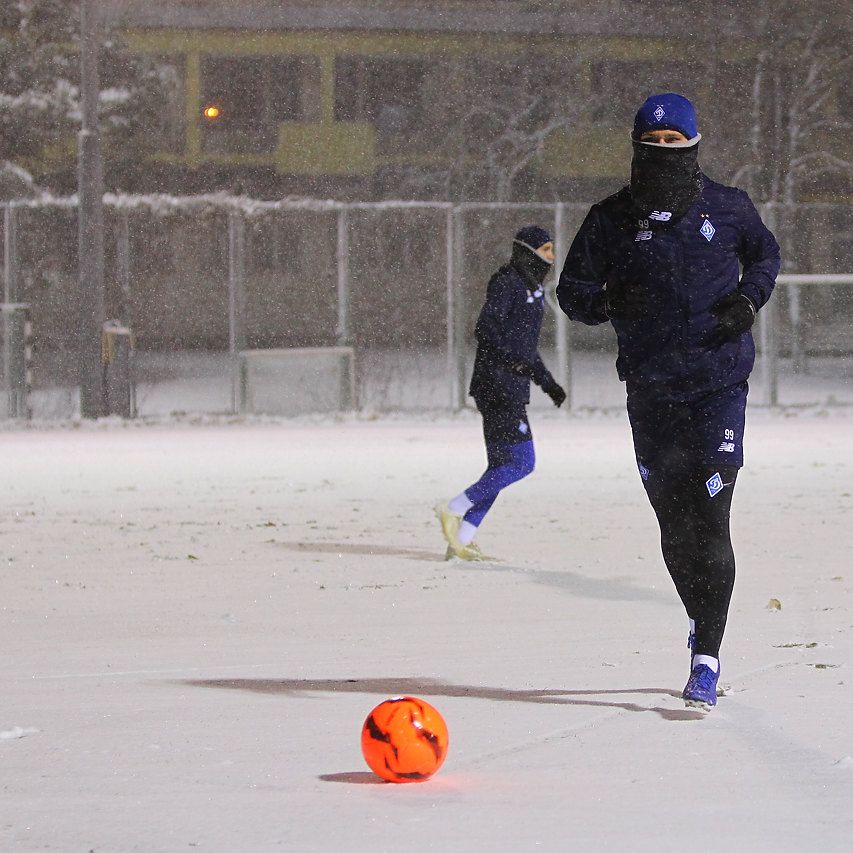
200;56;306;155
152;54;186;155
334;57;427;150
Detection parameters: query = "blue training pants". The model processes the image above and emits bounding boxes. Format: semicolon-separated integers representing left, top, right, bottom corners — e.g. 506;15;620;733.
462;395;537;527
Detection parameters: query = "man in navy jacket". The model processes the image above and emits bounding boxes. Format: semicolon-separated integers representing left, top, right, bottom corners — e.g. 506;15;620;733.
436;226;566;560
557;93;780;710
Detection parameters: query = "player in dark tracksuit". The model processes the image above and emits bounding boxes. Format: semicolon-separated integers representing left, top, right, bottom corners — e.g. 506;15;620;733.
436;226;567;560
557;93;780;709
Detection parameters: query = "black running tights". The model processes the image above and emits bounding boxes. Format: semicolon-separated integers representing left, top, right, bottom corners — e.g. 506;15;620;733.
643;463;738;658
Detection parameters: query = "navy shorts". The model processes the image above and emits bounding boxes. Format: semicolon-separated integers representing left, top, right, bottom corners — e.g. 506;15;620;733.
475;398;532;446
627;381;749;475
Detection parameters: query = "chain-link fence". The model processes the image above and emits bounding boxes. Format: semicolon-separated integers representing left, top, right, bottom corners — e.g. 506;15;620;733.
1;196;851;419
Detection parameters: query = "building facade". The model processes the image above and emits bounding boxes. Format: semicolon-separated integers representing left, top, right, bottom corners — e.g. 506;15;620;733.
99;0;849;201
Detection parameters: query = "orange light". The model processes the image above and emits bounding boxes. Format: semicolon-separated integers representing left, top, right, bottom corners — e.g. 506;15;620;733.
203;105;221;120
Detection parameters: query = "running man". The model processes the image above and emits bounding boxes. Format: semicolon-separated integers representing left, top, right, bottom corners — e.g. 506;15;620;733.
557;93;780;709
436;225;566;561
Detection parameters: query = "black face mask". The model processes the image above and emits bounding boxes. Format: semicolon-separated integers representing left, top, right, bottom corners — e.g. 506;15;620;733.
630;140;702;222
510;243;552;286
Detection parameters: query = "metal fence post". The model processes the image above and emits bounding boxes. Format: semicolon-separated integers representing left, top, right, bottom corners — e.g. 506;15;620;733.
112;212;136;416
3;205;17;403
758;297;779;406
787;283;804;374
4;205;17;303
116;212;132;325
228;210;245;414
445;207;455;409
553;202;572;411
449;206;466;411
336;207;350;346
759;203;779;406
3;206;29;418
444;208;455;409
1;303;31;419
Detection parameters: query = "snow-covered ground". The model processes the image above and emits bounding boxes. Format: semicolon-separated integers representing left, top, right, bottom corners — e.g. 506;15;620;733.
2;408;852;851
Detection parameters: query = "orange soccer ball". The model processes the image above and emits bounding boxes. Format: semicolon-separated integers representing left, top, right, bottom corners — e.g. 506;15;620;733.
361;696;449;783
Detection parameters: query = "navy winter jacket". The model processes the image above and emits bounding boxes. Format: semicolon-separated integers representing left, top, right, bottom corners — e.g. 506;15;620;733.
469;262;555;405
557;176;780;401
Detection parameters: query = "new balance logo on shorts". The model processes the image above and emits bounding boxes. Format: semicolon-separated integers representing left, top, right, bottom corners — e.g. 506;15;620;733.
717;441;735;453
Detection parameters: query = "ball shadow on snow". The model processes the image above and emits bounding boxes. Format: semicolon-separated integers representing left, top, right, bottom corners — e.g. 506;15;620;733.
317;772;386;785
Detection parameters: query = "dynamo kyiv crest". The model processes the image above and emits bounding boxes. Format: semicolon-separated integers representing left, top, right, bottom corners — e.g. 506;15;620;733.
706;472;724;497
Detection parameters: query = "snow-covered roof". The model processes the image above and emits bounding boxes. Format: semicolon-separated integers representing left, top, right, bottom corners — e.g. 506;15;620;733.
98;0;740;38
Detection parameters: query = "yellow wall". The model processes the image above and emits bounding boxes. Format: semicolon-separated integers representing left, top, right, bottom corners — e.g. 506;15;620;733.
124;27;679;178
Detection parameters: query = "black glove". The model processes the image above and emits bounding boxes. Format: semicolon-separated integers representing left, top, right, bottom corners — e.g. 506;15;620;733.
543;380;567;408
509;360;536;378
604;281;648;320
708;292;756;345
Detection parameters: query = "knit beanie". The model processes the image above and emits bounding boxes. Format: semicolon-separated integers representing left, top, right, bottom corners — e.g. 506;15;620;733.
513;225;552;254
632;93;700;142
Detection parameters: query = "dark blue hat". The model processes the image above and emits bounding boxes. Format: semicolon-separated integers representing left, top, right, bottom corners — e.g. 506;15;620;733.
513;225;552;252
633;93;699;141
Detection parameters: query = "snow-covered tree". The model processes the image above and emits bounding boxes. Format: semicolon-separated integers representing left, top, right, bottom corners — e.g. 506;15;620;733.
731;2;852;209
398;54;586;201
723;1;852;369
0;0;177;197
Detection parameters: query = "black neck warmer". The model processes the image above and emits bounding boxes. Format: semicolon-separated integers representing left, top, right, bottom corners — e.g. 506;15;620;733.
510;243;552;287
630;140;702;222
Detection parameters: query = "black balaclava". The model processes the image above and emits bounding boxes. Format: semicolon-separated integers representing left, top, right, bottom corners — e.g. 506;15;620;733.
630;140;703;222
511;225;552;286
629;93;703;222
